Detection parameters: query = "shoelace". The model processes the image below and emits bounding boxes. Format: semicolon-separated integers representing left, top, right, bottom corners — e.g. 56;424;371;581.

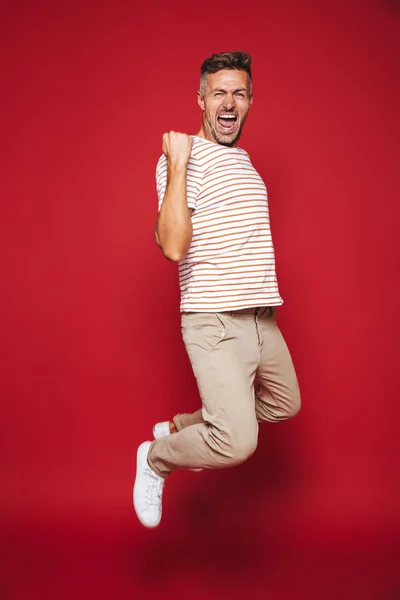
144;468;164;507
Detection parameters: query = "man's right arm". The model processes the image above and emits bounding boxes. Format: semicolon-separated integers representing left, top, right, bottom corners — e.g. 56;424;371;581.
155;132;193;263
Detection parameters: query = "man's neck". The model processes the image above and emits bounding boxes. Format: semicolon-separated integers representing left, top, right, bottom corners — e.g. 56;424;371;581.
195;126;239;148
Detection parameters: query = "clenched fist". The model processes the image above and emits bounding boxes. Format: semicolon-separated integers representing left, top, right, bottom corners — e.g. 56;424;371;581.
162;131;192;169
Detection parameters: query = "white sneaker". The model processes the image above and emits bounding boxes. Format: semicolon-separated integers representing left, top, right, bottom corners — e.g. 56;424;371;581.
153;421;171;439
152;421;203;472
133;441;165;528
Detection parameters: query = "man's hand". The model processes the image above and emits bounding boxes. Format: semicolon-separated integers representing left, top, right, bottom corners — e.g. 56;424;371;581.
162;131;193;169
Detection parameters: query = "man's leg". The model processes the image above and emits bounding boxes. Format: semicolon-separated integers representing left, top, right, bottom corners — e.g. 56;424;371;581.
173;410;204;432
153;410;205;472
147;311;260;477
153;411;203;436
254;308;301;422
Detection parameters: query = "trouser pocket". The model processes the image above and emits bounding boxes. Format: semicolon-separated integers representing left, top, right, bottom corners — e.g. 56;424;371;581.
181;312;227;352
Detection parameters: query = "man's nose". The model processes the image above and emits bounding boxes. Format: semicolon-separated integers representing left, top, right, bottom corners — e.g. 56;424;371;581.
223;94;235;110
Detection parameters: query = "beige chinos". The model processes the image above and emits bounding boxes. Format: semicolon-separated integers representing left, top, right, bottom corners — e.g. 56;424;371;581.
148;307;301;477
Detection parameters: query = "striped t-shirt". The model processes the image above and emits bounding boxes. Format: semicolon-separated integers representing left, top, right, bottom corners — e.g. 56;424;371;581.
156;135;283;313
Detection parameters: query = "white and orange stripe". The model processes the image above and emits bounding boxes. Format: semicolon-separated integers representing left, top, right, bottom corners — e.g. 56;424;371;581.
156;135;283;312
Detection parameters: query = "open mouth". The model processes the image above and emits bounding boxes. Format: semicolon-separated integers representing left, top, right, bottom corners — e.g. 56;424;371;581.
217;114;238;133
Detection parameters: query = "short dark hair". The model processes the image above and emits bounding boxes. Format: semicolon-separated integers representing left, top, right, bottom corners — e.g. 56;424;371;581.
200;51;252;94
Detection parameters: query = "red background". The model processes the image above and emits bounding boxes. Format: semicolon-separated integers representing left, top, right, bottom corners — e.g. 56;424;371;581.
1;1;399;598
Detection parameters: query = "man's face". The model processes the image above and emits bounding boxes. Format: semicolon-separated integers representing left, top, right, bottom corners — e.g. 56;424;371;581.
197;69;253;147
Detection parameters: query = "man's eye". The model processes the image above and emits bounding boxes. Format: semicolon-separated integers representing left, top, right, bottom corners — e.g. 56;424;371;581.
215;92;223;97
236;93;245;99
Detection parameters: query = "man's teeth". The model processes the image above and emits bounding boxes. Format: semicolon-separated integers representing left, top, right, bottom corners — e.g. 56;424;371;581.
219;115;236;119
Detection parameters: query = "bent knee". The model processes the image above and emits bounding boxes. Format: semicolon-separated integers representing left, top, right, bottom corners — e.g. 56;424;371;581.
277;393;301;420
228;435;258;466
208;426;258;467
287;392;301;418
264;391;301;422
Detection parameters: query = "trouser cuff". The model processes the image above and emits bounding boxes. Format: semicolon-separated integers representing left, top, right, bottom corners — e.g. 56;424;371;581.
147;440;168;478
172;413;184;432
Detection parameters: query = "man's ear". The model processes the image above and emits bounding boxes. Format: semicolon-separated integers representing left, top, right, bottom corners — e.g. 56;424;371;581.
249;94;254;108
197;91;205;111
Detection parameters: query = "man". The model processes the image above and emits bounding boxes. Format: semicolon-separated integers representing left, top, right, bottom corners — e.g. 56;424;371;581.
133;51;301;528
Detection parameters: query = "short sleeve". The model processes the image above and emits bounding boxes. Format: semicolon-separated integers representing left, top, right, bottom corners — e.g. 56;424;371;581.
155;154;203;213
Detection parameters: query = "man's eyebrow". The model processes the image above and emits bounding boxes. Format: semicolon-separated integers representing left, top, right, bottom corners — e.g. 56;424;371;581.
212;87;248;93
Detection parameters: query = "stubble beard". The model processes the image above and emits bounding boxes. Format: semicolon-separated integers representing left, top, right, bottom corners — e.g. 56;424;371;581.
204;113;247;147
